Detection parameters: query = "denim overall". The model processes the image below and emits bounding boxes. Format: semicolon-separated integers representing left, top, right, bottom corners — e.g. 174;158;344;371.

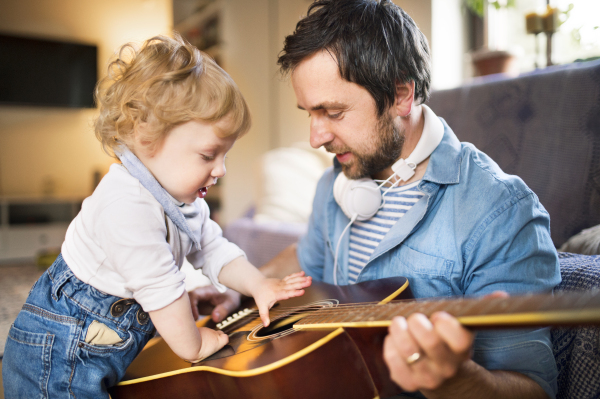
2;254;155;398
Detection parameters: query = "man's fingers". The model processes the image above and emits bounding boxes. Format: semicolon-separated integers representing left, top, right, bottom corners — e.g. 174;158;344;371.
384;317;420;391
430;312;474;355
211;304;226;322
389;316;422;361
211;297;239;322
190;286;219;301
407;313;458;380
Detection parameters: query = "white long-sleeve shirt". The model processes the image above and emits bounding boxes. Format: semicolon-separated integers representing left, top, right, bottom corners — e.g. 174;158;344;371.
62;163;245;312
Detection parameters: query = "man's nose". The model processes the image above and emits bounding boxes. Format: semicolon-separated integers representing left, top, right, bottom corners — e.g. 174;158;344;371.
309;118;335;149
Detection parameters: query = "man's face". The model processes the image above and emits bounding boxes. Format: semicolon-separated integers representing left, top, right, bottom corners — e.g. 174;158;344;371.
291;50;404;179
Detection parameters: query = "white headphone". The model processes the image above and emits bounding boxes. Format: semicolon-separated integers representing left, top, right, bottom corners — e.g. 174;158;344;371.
331;105;444;284
333;105;444;221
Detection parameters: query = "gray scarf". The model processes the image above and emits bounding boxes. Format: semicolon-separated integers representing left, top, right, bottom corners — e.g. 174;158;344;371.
115;145;202;250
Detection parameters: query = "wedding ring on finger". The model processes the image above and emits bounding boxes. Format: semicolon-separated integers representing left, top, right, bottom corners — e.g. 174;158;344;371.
406;352;422;366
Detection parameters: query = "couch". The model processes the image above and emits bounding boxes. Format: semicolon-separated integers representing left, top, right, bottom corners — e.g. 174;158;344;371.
223;60;600;398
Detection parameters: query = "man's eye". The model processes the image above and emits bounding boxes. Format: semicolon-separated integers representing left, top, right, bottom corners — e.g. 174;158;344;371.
328;112;342;119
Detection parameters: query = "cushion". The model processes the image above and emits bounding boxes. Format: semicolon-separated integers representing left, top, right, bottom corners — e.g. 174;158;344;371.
553;253;600;399
253;143;333;224
559;225;600;255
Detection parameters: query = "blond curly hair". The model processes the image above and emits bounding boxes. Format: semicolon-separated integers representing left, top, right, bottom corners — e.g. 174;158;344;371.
94;33;251;157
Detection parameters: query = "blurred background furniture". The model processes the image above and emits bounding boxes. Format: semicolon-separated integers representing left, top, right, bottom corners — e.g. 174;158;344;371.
0;197;82;264
223;143;331;267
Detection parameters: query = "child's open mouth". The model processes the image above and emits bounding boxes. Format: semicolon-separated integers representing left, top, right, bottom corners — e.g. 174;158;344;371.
198;187;208;198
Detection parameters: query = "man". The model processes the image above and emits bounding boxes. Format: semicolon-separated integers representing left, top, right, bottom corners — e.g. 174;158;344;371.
191;1;561;397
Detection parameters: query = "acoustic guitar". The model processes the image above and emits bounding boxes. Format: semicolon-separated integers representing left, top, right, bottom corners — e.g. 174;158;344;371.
108;277;600;399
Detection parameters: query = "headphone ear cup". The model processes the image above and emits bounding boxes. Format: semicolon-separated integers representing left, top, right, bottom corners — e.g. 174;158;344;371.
333;173;353;218
333;173;382;221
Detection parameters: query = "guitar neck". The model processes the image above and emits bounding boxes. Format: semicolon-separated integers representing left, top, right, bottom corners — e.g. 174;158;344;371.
293;289;600;330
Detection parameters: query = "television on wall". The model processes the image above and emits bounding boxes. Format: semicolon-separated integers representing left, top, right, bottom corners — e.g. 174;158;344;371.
0;33;97;108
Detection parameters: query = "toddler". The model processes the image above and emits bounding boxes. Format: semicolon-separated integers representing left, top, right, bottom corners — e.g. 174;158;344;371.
2;34;311;398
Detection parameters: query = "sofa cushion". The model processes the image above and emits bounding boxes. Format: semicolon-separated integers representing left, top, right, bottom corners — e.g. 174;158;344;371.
559;224;600;255
253;144;333;224
552;253;600;399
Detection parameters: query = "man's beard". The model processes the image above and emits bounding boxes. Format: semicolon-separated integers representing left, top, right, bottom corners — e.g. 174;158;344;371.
329;113;405;179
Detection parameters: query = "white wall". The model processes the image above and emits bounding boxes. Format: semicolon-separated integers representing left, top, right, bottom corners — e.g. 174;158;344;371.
0;0;173;199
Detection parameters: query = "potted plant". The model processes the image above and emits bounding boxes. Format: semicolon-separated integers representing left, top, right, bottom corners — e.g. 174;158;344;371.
465;0;519;76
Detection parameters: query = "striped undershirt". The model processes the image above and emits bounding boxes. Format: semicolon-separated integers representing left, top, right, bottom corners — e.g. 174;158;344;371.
347;180;423;284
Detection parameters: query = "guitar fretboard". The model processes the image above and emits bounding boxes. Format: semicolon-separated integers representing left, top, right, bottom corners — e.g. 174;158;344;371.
293;289;600;330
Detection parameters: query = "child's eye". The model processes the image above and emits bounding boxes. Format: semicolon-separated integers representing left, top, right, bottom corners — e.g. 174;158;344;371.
201;154;215;161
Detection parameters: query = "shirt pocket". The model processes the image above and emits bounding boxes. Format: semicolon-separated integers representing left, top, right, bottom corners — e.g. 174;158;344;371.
392;245;454;298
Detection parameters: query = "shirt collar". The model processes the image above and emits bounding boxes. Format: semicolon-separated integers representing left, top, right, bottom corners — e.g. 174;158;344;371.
421;110;462;185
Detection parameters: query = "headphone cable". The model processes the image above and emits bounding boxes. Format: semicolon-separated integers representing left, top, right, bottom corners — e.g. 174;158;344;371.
333;214;357;285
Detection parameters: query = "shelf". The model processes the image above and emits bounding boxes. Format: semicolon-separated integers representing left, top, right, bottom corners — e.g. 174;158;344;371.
0;197;82;263
175;0;222;63
174;0;221;35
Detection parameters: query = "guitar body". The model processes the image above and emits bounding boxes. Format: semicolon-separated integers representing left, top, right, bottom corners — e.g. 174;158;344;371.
109;277;413;399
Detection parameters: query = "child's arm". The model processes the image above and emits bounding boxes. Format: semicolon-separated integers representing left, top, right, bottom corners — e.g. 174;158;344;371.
149;292;229;363
217;256;312;327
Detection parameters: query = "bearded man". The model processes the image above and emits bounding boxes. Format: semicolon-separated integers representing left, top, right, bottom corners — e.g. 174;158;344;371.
191;1;561;397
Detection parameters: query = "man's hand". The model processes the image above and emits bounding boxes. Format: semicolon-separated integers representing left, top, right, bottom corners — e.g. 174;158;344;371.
250;271;312;327
383;291;512;397
188;286;242;322
383;311;474;392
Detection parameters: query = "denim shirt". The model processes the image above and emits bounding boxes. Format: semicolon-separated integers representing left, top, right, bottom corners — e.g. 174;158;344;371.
297;117;561;398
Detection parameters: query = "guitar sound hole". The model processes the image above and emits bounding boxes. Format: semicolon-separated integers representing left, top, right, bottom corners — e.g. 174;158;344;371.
255;311;311;338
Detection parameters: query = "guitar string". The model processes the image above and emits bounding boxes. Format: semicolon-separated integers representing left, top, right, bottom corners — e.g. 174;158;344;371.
220;300;463;325
216;292;600;326
248;289;600;317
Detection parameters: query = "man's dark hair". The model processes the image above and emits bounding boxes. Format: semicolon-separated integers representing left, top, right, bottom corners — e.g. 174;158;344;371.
278;0;431;115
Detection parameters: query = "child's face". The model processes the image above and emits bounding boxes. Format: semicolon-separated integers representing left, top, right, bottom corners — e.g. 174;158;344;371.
137;118;237;204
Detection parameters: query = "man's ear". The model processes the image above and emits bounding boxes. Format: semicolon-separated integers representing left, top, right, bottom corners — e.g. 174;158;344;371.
394;81;415;118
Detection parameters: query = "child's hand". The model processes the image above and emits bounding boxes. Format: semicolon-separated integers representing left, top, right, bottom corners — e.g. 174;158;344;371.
196;327;229;362
251;271;312;327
